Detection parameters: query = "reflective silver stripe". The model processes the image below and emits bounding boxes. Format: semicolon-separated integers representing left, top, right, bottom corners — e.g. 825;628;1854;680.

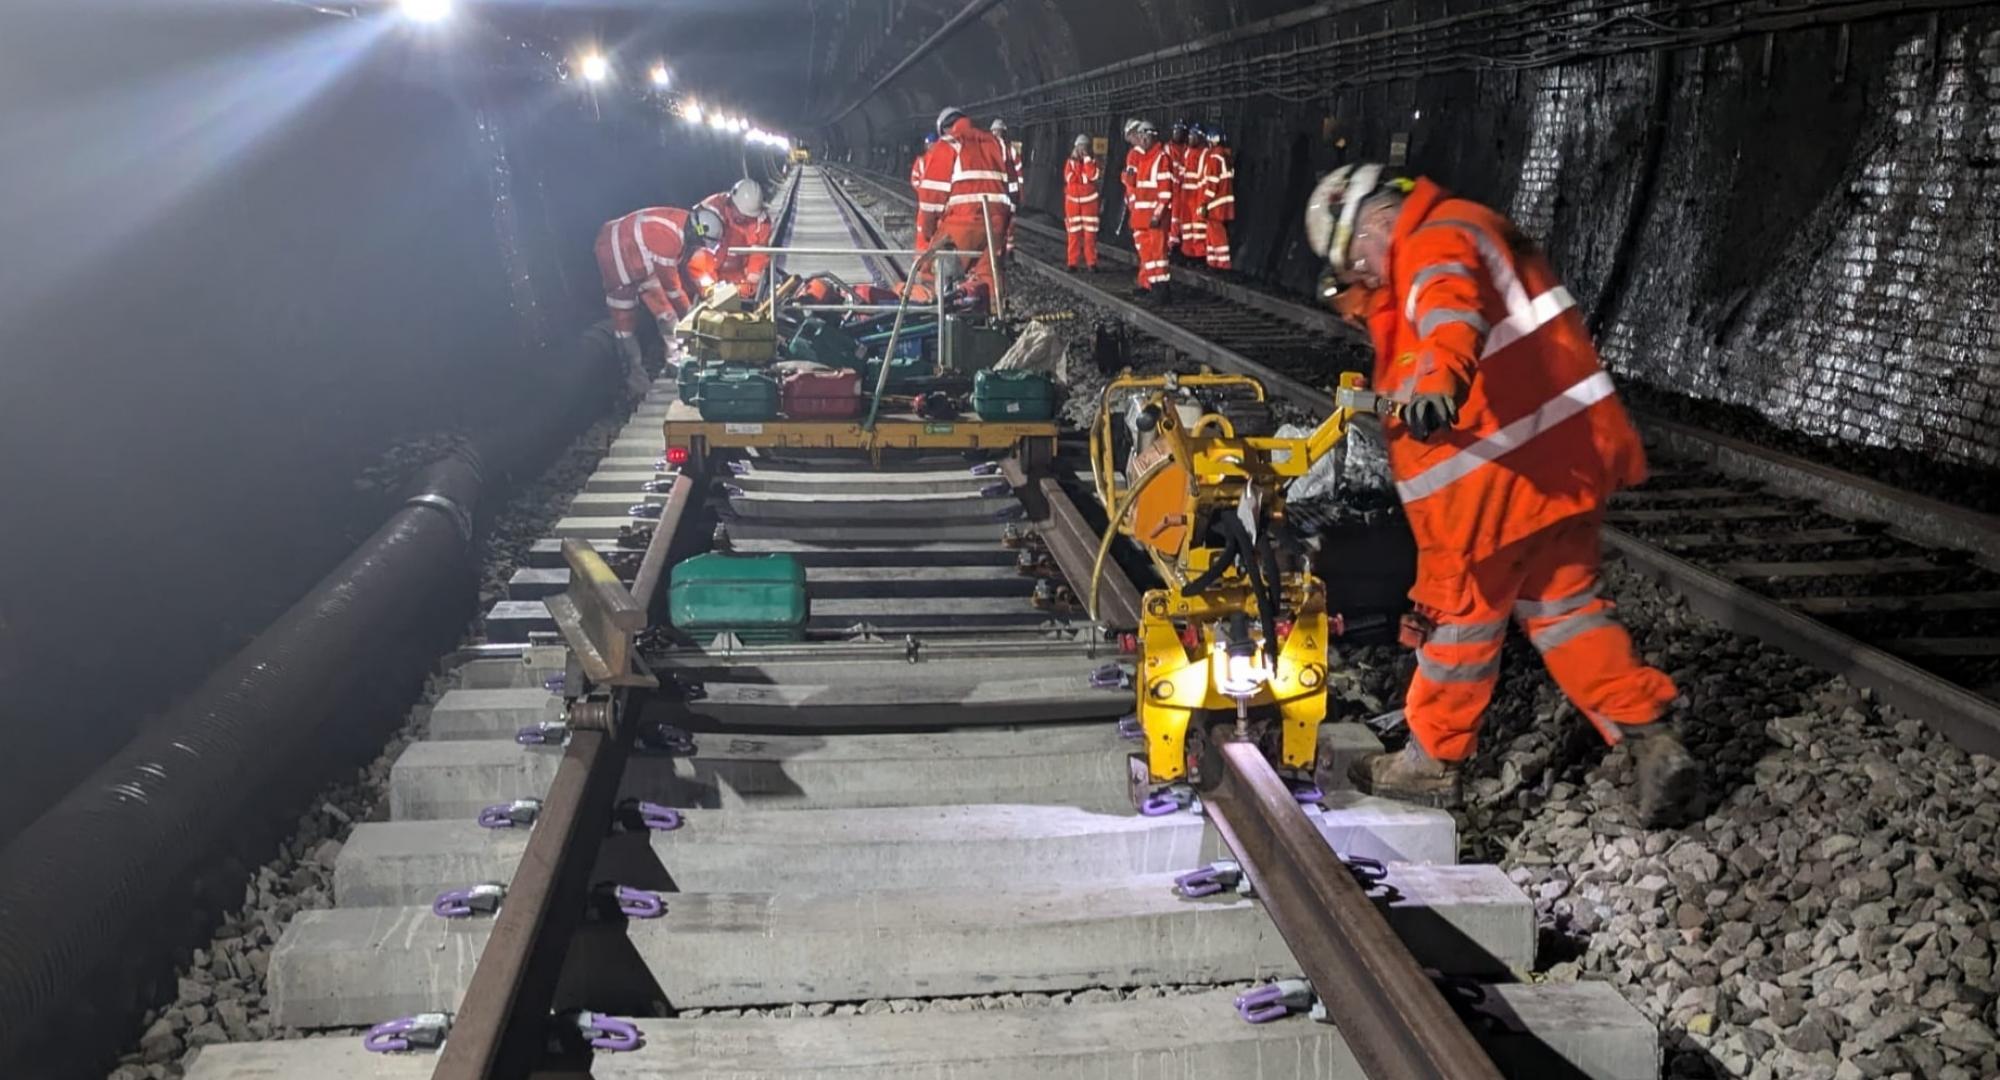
1529;610;1619;652
1429;619;1508;645
1395;370;1617;503
1404;262;1477;321
1483;286;1575;358
603;296;638;310
918;200;947;211
917;180;952;192
946;193;1012;208
1513;582;1601;619
1416;650;1502;684
1071;192;1100;202
1208;195;1235;210
952;169;1010;183
1416;307;1491;340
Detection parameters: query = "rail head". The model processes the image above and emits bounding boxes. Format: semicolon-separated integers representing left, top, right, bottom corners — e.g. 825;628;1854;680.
1203;740;1504;1080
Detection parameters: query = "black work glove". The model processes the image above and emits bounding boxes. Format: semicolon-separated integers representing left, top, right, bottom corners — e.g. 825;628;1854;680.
1404;392;1460;442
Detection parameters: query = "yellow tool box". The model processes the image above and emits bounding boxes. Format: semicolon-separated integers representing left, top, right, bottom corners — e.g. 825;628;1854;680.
688;308;777;364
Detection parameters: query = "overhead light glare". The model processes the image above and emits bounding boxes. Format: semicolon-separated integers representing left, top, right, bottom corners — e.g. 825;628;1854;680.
400;0;451;23
581;54;610;83
650;65;671;88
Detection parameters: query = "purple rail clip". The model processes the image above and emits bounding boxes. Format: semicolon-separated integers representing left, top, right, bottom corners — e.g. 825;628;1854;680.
1173;860;1242;899
608;885;666;919
517;721;567;746
726;460;752;476
1235;980;1313;1024
1117;714;1144;740
1139;792;1182;817
433;883;505;919
620;799;683;832
980;481;1011;498
1290;783;1325;805
628;502;664;520
1088;663;1130;690
542;672;566;694
478;798;543;829
968;461;1002;476
363;1012;450;1053
722;483;747;498
573;1011;643;1052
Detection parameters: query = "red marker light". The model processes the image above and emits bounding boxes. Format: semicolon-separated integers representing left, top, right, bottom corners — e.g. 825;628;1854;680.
665;446;690;467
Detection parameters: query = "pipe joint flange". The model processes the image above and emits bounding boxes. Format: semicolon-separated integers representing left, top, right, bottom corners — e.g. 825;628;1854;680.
404;492;473;545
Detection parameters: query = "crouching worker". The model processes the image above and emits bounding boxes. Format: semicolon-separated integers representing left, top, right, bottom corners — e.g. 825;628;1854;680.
594;204;725;397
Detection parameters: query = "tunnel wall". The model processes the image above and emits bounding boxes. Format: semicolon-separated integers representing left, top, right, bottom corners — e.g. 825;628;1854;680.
823;2;2000;476
0;1;757;840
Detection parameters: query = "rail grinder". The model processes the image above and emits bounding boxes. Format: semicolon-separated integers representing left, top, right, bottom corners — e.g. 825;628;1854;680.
1088;371;1372;811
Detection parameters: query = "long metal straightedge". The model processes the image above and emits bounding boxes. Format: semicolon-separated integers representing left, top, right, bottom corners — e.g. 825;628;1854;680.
432;475;693;1080
1203;741;1504;1080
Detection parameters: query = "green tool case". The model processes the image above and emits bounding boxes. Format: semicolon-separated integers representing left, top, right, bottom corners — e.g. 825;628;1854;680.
677;360;724;405
669;553;808;643
695;369;780;422
787;317;867;369
971;369;1056;422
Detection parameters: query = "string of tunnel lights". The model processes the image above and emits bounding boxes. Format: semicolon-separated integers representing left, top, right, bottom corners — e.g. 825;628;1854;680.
389;0;794;150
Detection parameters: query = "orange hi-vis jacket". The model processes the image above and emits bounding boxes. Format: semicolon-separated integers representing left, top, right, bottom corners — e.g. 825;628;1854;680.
1200;146;1235;221
595;207;712;331
1125;143;1173;231
914;118;1014;240
1365;179;1647;608
1063;155;1102;204
695;191;773;293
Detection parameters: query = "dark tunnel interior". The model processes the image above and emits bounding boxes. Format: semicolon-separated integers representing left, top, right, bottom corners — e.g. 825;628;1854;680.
2;0;2000;1074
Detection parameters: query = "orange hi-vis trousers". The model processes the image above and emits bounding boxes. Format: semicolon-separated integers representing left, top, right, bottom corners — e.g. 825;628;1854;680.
1403;512;1677;762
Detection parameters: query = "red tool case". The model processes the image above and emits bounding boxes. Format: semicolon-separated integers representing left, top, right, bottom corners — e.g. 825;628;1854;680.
780;368;864;420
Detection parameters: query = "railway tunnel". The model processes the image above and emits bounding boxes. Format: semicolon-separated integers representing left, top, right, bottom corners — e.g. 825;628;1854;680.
3;2;1999;1080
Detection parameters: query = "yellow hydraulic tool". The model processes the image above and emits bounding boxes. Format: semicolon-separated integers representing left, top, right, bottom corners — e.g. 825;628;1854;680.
1088;370;1371;808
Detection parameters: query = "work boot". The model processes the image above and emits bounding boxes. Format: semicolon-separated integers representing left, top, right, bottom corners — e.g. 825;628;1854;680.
1152;282;1174;307
1347;741;1462;808
1618;722;1699;828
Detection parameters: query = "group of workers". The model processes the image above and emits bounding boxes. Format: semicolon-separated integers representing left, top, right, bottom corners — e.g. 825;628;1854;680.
589;111;1697;826
593;178;774;395
907;113;1237;303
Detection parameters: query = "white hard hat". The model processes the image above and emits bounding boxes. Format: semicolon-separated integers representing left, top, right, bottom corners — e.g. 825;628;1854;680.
936;106;966;135
1306;163;1388;274
1122;118;1143;137
990;118;1008;133
728;178;765;218
688;205;726;248
1073;134;1090;149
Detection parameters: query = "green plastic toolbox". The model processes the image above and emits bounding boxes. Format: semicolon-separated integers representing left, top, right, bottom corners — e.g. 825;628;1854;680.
677;360;724;405
787;317;867;369
971;369;1056;422
669;553;808;643
696;369;780;422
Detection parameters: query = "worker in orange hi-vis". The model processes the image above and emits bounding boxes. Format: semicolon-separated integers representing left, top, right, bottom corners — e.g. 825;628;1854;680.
991;118;1023;257
1198;126;1235;271
1123;119;1173;304
1061;135;1103;272
1305;163;1696;827
594;204;726;397
1175;123;1208;262
913;106;1013;310
694;179;774;296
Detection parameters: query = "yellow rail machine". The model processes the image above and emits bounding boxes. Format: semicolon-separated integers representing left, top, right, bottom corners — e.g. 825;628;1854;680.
1088;371;1371;811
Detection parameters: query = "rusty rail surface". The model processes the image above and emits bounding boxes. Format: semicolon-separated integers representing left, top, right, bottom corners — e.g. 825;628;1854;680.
1203;740;1504;1080
432;474;693;1080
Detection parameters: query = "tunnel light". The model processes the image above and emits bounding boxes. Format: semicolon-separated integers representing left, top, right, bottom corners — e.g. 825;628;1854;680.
682;100;704;123
581;54;610;83
650;65;671;89
1413;109;1423;120
729;118;747;134
400;0;451;22
707;112;728;130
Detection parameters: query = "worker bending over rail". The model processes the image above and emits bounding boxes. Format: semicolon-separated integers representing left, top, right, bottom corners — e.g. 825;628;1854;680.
594;204;725;396
1062;134;1103;272
914;106;1013;311
1306;164;1697;827
695;179;774;297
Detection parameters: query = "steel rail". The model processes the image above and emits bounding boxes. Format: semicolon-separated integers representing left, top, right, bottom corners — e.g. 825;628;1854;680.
432;474;694;1080
1204;741;1504;1080
1603;527;2000;759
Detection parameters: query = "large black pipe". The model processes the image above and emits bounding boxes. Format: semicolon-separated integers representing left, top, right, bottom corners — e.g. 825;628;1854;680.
0;338;614;1071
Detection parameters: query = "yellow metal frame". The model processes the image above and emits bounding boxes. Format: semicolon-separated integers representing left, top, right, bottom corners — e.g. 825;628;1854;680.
663;401;1057;466
1091;371;1367;786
